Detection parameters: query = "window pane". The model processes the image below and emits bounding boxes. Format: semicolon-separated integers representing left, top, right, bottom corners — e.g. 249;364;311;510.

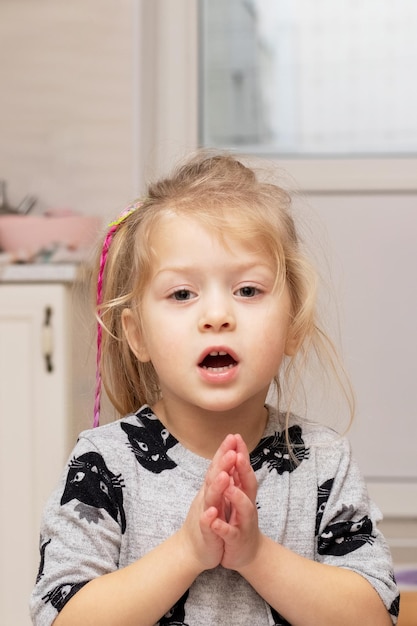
200;0;417;156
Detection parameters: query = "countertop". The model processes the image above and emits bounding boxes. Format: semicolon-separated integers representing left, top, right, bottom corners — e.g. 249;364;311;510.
0;263;79;283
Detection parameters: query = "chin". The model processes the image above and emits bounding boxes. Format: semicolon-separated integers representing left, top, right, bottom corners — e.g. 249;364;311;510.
196;395;260;414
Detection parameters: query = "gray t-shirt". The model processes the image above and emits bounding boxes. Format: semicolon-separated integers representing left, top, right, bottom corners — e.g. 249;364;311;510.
30;405;400;625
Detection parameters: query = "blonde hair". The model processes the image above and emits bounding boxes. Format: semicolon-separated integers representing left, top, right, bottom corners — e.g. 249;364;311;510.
93;151;354;428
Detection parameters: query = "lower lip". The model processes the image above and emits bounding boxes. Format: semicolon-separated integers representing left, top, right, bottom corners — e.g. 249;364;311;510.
198;363;239;384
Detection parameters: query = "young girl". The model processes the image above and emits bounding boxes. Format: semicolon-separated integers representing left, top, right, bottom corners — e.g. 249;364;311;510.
30;153;399;626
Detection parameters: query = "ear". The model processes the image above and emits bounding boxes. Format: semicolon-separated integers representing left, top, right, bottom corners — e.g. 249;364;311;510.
284;325;301;357
121;308;151;363
284;337;299;357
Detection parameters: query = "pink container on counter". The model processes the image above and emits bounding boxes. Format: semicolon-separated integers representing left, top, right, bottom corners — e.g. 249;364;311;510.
0;215;102;255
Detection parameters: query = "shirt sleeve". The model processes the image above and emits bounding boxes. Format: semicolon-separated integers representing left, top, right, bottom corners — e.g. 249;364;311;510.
29;435;127;626
315;436;400;624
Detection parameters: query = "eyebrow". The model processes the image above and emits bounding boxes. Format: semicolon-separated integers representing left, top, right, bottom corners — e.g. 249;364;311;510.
153;260;274;277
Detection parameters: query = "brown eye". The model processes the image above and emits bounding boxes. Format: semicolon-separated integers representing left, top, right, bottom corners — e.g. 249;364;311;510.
236;286;259;297
171;289;193;301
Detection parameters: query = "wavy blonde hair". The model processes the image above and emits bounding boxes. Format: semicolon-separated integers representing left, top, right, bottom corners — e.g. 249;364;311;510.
93;151;354;428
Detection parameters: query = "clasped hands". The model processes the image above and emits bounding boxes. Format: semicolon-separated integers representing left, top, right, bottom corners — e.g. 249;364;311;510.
183;433;261;573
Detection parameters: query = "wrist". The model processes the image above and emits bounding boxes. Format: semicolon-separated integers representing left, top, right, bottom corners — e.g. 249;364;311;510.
174;527;216;577
234;532;271;578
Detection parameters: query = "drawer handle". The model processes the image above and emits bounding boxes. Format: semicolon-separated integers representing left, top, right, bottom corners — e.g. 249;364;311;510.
42;306;54;373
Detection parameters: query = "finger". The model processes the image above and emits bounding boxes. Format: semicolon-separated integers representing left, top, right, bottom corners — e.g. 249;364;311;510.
211;516;239;541
225;483;257;528
198;507;225;565
205;440;237;487
200;505;218;531
234;433;249;457
204;470;231;514
236;453;257;502
230;466;241;489
233;434;253;485
212;434;238;463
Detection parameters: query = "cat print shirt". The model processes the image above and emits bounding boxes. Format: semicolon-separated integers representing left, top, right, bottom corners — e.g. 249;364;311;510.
30;405;400;626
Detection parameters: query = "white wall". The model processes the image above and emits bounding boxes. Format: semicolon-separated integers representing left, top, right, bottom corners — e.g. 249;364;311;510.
309;192;417;514
0;0;137;220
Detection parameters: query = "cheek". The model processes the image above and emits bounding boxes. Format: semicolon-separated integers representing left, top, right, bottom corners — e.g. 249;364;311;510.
143;323;185;364
258;333;287;367
255;314;291;362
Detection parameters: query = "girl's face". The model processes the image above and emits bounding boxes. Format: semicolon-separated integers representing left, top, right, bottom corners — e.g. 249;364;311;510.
122;214;297;416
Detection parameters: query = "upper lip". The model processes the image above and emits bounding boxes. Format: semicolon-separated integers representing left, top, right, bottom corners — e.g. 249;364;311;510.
197;346;239;367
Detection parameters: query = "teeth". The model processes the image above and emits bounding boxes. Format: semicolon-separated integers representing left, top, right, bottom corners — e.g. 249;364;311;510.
200;350;236;372
202;364;235;372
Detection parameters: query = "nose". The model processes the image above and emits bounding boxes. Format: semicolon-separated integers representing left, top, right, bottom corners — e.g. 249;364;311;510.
198;300;236;333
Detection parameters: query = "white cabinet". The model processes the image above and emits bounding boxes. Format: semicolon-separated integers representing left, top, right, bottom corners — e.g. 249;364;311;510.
0;280;93;625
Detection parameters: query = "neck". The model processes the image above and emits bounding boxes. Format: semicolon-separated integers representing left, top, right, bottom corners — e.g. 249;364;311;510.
152;396;269;459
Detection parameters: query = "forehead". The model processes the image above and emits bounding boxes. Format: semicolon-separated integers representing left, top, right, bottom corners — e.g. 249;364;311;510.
147;211;273;265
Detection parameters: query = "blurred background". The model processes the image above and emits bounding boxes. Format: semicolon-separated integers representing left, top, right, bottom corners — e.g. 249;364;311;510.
0;1;416;623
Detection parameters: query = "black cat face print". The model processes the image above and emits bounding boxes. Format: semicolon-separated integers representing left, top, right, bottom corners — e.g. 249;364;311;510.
36;538;51;583
270;605;291;626
121;411;178;474
42;581;88;612
389;590;400;620
158;590;189;625
316;485;376;556
60;451;126;533
250;425;309;474
318;514;375;556
315;478;334;535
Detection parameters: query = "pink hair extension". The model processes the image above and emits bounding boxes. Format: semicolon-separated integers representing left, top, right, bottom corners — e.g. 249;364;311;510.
93;201;143;427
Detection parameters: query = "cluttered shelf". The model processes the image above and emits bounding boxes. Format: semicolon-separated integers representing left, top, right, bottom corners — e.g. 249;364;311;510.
0;262;80;283
0;180;102;281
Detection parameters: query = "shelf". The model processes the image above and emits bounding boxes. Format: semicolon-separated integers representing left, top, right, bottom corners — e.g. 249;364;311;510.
0;263;78;283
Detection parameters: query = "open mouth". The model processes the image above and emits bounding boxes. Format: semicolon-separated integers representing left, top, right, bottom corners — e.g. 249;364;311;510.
198;350;238;372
